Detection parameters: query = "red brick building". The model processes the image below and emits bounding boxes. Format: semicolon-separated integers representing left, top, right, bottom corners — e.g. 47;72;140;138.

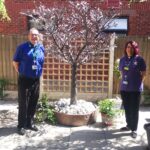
1;0;150;99
1;0;150;35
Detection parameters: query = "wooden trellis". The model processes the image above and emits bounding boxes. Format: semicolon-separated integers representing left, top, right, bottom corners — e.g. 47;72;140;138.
41;49;113;101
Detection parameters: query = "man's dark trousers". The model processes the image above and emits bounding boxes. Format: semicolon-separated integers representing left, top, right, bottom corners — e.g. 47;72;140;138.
18;75;40;128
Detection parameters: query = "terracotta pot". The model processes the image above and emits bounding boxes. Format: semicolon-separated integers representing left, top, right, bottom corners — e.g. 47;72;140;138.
55;111;96;126
101;113;114;126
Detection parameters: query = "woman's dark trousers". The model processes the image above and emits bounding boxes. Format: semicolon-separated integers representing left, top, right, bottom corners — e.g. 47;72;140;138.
120;91;141;131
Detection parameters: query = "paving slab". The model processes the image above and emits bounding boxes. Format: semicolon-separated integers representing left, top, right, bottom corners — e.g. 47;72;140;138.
0;100;149;150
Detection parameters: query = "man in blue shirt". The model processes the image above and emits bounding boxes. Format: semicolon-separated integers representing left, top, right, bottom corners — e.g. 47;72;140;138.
13;28;45;135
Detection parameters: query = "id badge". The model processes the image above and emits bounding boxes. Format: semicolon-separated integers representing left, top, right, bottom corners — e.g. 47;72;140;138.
32;65;37;70
124;67;129;71
123;81;128;85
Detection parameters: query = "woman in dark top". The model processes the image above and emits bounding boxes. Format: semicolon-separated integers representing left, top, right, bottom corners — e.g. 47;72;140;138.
119;40;146;138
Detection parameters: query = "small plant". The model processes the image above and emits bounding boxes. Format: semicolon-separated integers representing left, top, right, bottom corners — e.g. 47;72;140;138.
0;78;9;100
35;94;57;125
98;99;117;118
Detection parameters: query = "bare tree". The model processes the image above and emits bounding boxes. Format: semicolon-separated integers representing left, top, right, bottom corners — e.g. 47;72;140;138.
23;1;119;105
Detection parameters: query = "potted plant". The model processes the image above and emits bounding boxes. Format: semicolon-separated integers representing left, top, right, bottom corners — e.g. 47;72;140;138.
98;99;118;126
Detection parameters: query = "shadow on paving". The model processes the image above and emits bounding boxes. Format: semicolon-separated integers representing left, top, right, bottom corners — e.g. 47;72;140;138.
0;126;17;136
0;101;149;150
13;136;70;150
0;125;148;150
104;128;147;150
140;106;150;113
11;130;108;150
67;129;142;150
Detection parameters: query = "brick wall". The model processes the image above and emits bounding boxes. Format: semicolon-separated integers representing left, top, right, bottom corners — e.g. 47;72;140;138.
122;2;150;35
1;0;150;35
0;0;53;35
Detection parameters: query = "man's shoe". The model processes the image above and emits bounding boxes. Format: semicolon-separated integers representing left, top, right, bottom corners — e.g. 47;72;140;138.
17;128;25;135
131;131;137;138
26;125;38;131
120;126;130;131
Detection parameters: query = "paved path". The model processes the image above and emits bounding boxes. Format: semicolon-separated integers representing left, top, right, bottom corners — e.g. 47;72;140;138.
0;100;149;150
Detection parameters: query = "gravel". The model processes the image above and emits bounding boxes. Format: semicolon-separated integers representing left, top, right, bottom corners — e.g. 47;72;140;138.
53;98;97;115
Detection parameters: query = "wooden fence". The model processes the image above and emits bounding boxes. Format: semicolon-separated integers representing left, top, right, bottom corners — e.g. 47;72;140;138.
0;35;150;96
0;35;27;90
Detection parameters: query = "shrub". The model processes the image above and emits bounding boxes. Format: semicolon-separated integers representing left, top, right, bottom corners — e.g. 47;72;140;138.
35;94;57;125
0;78;9;100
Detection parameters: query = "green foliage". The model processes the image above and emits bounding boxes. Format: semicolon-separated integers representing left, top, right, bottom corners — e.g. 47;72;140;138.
113;59;121;79
142;86;150;105
0;0;10;21
0;78;9;100
98;98;124;118
98;99;116;117
35;94;57;125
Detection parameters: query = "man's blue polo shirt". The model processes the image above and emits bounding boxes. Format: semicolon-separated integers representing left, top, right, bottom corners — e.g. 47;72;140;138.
13;41;45;78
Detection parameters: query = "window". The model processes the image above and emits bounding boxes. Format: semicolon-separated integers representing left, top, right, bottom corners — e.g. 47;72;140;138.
103;16;128;34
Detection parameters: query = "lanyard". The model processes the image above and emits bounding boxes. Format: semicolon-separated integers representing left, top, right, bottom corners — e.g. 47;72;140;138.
32;46;39;62
122;57;135;85
125;57;133;67
123;57;134;71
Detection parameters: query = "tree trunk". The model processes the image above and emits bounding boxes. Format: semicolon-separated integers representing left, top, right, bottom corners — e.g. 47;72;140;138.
70;63;77;105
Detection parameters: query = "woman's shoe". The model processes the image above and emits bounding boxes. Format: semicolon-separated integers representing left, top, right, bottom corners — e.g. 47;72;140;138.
120;126;130;131
26;125;38;131
17;127;25;135
131;131;137;138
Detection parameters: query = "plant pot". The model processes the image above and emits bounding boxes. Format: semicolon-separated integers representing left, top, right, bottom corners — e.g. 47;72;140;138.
101;113;114;126
55;111;96;126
